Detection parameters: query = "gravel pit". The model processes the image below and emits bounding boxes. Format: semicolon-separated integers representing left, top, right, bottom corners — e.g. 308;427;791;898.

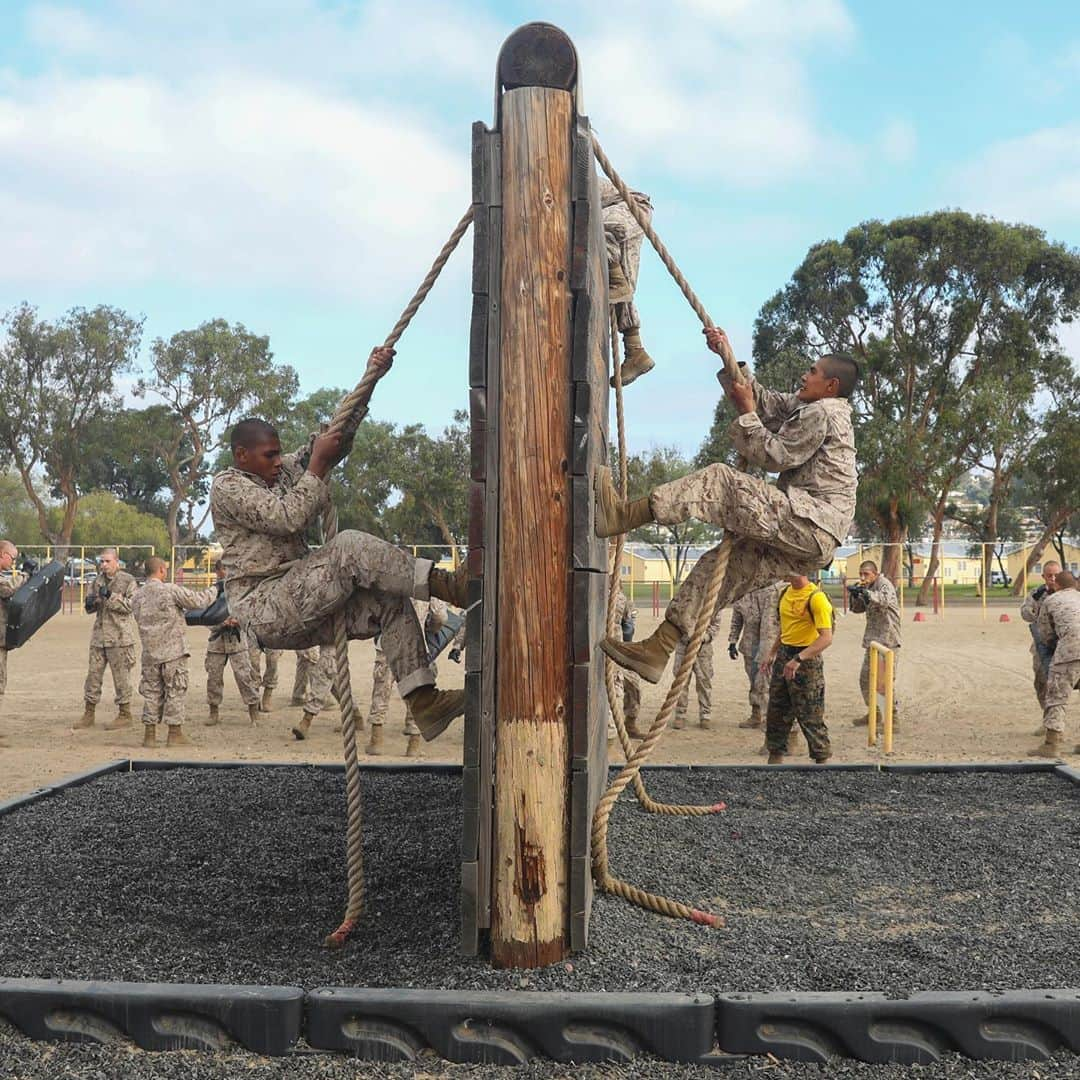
1;766;1078;995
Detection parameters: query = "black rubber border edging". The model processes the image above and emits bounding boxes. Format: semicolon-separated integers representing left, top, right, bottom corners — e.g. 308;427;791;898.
4;758;1080;1064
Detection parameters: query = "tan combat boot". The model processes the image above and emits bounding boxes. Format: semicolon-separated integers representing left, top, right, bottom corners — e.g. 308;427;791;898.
699;715;712;731
205;705;220;727
103;702;133;731
73;704;96;730
593;466;653;539
613;330;655;387
405;734;422;757
1029;729;1063;758
429;562;469;608
365;725;384;755
166;725;191;747
248;704;259;726
767;751;785;765
672;714;686;731
608;261;633;304
260;688;273;713
852;713;869;727
599;618;681;684
291;712;315;741
404;687;466;741
142;724;156;748
738;706;762;730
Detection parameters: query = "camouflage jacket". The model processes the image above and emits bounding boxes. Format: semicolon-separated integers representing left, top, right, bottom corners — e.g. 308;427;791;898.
729;582;785;646
1021;586;1052;652
718;368;857;544
850;574;902;650
209;450;331;598
0;570;28;646
1037;588;1080;665
132;579;218;664
86;570;138;647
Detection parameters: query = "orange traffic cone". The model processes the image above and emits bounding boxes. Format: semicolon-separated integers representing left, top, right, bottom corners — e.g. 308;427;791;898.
999;613;1011;623
913;611;927;622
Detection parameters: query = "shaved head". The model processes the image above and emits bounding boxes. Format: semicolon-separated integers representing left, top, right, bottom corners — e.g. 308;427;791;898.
146;556;169;578
230;418;278;451
819;354;860;398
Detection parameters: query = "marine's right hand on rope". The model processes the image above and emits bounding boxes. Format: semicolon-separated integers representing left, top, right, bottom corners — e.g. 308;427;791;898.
703;326;735;364
308;430;345;478
366;346;395;380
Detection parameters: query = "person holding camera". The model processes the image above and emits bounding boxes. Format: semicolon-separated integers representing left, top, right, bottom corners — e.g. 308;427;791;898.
847;560;901;726
74;548;138;731
0;540;29;735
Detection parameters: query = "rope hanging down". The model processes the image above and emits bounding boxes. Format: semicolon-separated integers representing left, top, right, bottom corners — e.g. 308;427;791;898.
322;205;474;949
591;136;748;927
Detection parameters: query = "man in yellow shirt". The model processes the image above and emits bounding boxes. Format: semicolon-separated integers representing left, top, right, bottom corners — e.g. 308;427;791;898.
760;573;834;764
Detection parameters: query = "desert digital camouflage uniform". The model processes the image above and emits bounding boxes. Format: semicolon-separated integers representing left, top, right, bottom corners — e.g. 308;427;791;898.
132;579;217;727
729;581;784;717
0;568;27;704
1021;585;1056;708
300;645;350;718
671;598;723;728
607;590;641;737
601;179;652;335
654;369;856;639
1036;588;1080;733
367;599;448;736
292;647;320;704
247;643;281;689
211;447;433;699
850;574;902;715
205;622;259;708
83;569;138;707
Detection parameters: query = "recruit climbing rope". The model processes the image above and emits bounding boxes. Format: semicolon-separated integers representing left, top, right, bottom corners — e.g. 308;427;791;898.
322;205;474;949
591;134;746;927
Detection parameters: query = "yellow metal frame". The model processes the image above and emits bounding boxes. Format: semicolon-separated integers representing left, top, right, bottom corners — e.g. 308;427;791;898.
867;639;896;755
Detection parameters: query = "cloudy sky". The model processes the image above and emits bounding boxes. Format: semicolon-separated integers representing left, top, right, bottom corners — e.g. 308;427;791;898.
1;0;1077;456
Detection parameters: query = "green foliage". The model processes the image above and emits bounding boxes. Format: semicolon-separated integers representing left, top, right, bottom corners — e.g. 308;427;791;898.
65;491;171;554
0;471;47;541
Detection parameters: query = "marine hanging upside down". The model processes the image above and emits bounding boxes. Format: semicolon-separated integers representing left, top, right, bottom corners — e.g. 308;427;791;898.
208;347;469;743
594;326;859;684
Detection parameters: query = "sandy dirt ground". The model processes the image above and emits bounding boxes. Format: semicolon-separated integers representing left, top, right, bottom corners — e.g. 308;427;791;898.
0;601;1072;803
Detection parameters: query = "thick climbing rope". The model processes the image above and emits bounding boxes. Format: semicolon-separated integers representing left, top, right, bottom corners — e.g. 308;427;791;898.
322;205;474;949
591;136;747;927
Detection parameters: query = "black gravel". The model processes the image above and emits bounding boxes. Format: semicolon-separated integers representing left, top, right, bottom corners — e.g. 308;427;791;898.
1;767;1079;995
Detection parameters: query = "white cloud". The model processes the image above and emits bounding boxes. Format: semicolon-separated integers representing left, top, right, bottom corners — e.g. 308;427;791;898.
879;118;916;165
950;124;1080;230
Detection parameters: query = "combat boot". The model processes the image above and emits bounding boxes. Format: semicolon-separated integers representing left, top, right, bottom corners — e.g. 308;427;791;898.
1029;729;1063;758
405;734;422;757
607;261;633;303
166;725;191;748
260;688;273;713
205;705;220;727
404;687;466;742
813;753;832;764
738;706;762;729
248;704;259;726
142;724;156;748
429;562;469;609
672;714;686;731
767;751;785;765
599;618;681;684
593;466;653;539
104;702;134;730
613;330;655;387
292;712;315;741
73;704;95;730
852;713;869;726
699;715;712;731
365;726;384;755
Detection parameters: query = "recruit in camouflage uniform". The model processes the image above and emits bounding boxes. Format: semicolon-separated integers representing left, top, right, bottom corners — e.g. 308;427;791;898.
0;543;26;723
76;556;138;731
728;581;784;728
291;647;319;705
365;598;447;755
289;644;363;741
205;620;260;724
247;641;281;711
672;598;723;730
601;178;655;386
132;572;217;747
607;589;642;740
596;343;857;686
1021;564;1060;709
849;570;902;722
1034;583;1080;755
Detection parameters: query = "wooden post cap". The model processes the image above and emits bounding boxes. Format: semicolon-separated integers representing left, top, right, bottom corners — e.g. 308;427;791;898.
497;23;577;92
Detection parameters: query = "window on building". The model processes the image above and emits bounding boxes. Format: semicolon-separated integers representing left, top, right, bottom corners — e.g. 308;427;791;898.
1035;563;1043;573
958;561;966;571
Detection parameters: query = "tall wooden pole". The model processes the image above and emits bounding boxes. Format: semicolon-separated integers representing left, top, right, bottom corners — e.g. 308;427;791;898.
489;41;576;970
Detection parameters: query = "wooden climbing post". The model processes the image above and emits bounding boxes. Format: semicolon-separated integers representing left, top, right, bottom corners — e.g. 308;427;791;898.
463;22;611;967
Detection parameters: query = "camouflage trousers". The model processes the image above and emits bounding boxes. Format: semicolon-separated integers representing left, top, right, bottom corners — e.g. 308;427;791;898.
369;648;421;735
238;531;433;699
765;646;831;760
672;637;714;726
139;656;189;727
859;650;902;717
1032;650;1050;710
604;197;649;334
606;666;642;738
84;644;136;706
205;648;259;707
248;645;281;689
1041;659;1080;732
738;635;772;714
303;646;354;718
0;647;7;701
293;647;320;703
